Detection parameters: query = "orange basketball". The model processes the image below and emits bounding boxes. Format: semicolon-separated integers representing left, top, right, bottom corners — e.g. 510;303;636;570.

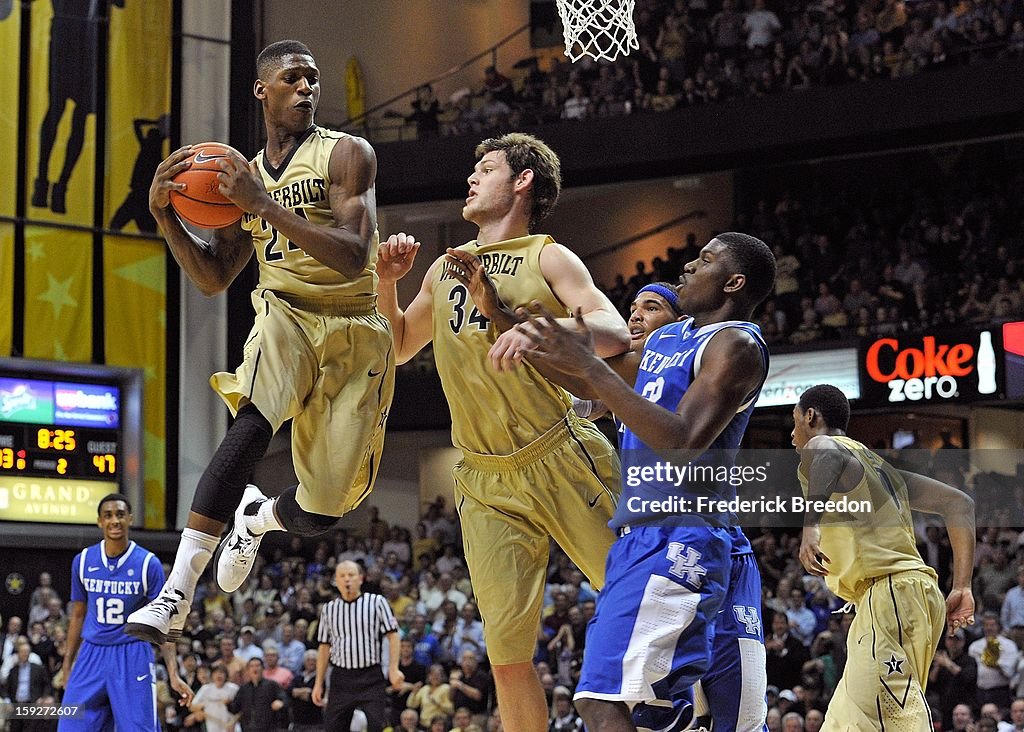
168;142;245;229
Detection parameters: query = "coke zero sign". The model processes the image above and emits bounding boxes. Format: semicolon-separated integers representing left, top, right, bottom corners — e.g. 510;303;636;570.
860;329;1002;404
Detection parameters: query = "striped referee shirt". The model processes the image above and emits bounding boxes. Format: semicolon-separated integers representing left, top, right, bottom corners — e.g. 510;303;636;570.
317;592;398;669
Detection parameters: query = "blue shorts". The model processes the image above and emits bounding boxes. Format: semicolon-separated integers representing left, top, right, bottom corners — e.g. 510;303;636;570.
700;549;768;732
574;524;730;705
58;640;158;732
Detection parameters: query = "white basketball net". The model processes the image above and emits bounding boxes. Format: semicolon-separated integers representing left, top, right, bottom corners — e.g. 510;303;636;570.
556;0;638;62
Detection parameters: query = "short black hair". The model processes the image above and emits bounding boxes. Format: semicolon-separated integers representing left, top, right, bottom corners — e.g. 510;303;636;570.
798;384;851;432
714;232;776;306
97;493;131;516
257;40;314;80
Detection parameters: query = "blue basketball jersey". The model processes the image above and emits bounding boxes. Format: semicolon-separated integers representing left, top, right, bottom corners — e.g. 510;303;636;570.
613;319;769;530
71;541;163;645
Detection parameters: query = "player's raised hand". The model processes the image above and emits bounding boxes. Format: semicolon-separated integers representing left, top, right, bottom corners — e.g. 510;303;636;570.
216;153;268;213
945;587;975;636
517;303;598;376
798;525;831;577
377;232;421;284
445;248;505;320
149;145;193;212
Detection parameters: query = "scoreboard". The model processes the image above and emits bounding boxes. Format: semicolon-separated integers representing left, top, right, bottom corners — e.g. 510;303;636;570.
0;359;142;525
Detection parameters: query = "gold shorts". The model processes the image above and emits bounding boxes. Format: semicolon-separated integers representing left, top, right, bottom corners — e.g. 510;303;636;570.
454;413;620;665
823;569;945;732
211;289;394;517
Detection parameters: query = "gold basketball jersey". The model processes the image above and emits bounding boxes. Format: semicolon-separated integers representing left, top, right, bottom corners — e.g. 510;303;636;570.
433;235;573;455
798;435;931;601
241;126;378;302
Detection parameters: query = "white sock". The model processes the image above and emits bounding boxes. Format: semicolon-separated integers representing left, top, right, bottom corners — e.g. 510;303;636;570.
245;497;284;535
166;528;219;600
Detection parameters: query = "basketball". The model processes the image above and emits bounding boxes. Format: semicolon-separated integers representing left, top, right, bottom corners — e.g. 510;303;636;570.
169;142;245;229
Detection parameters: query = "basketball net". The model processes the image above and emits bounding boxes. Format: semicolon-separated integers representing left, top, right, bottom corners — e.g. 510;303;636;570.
555;0;638;62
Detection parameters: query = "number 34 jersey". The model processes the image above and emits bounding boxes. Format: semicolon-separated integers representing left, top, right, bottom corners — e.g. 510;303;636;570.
71;540;164;645
432;234;572;456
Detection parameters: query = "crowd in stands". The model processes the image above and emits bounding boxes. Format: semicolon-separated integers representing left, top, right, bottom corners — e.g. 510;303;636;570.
601;148;1024;345
4;461;1024;731
395;0;1024;137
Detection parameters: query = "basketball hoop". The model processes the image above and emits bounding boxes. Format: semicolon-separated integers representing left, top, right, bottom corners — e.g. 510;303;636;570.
555;0;638;62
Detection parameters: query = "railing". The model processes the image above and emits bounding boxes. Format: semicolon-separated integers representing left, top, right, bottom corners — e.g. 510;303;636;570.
334;23;531;140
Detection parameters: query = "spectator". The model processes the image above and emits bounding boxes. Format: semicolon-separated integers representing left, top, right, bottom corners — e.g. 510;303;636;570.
6;640;50;731
548;686;582;732
482;66;513;104
408;663;454;722
407;85;442;139
949;703;975;731
449;650;490;725
561;83;591;120
784;586;817;647
287;649;323;732
451;602;486;663
261;643;293;688
970;613;1019;709
236;626;264;663
744;0;782;49
389;638;428;724
228;657;287;732
277;623;307;676
187;664;240;732
766;612;810;691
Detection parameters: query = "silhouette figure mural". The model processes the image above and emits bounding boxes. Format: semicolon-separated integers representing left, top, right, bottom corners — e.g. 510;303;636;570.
110;115;169;233
31;0;125;214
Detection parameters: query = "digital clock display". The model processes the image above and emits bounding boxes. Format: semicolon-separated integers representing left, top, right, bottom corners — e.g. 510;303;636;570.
0;360;139;525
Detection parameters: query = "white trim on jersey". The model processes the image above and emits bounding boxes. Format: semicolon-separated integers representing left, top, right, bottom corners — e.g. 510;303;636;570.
77;548;87;585
100;540;137;570
141;552;153;595
691;325;765;413
575;574;701;703
734;638;768;732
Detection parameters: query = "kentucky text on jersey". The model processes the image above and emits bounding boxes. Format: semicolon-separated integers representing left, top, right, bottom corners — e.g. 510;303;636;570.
639;345;697;374
438;252;525;281
80;579;143;595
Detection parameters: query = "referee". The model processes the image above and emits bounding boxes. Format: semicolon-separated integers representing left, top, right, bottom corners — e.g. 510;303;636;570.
313;560;404;732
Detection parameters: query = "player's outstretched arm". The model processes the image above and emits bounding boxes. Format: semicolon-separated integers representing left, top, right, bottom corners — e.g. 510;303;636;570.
150;146;253;296
797;436;863;576
161;641;195;707
219;136;377;279
311;643;330;707
377;233;437;365
902;470;977;633
64;600;86;675
523;307;762;450
490;243;628;372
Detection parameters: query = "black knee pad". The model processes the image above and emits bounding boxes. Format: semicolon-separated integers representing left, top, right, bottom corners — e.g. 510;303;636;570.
275;486;341;536
191;403;274;523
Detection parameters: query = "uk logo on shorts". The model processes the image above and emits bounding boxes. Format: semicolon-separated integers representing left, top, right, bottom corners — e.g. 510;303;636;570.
666;542;706;588
733;605;762;636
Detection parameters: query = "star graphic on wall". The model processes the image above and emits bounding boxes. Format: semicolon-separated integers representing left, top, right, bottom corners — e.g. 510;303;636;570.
37;273;78;319
27;241;45;261
883;654;905;676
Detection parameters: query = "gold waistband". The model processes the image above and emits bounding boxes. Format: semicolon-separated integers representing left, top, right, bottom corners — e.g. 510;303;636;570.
273;291;377;317
460;414;577;472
